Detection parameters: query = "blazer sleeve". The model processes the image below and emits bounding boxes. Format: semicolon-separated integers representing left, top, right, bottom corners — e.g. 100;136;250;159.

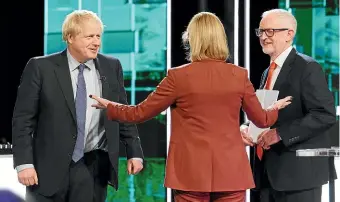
107;69;177;123
12;58;41;167
240;69;268;127
277;62;336;146
241;70;278;128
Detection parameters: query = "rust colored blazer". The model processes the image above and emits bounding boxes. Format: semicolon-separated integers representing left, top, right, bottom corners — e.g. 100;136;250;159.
107;60;278;192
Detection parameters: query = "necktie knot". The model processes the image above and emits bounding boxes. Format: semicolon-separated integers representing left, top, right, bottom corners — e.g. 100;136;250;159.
264;62;277;90
270;62;277;70
78;64;86;73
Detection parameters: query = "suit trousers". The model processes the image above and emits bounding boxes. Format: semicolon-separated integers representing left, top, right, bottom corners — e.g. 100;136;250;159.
259;187;322;202
259;166;322;202
26;150;110;202
173;190;245;202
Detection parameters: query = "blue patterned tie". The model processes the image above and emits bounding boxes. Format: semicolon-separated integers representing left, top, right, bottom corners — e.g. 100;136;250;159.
72;64;87;162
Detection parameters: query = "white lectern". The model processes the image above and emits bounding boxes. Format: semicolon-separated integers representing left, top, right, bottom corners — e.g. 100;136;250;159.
0;144;26;199
296;147;339;202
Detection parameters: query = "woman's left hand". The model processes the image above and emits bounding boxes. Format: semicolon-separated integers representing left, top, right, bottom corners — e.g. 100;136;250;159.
90;94;110;109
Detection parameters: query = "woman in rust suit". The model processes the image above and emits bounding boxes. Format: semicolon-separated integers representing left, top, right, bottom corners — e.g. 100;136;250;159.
90;12;291;202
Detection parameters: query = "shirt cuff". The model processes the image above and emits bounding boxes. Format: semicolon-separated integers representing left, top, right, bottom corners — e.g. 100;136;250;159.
16;164;34;172
130;158;143;164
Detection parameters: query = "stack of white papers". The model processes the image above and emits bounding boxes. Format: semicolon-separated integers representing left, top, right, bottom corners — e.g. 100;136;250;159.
248;89;279;143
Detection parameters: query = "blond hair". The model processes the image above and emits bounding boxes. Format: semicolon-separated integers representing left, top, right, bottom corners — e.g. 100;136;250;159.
62;10;104;42
182;12;229;62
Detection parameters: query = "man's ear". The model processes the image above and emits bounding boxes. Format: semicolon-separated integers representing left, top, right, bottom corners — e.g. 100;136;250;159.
67;34;73;44
286;29;295;42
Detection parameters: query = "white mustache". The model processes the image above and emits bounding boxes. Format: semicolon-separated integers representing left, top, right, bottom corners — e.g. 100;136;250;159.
262;40;273;45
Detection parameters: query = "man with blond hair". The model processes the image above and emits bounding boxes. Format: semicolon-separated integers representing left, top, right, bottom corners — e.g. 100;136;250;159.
241;9;336;202
12;10;144;202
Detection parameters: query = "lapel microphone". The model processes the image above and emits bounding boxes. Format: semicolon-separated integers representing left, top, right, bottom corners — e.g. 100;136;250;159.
100;76;106;81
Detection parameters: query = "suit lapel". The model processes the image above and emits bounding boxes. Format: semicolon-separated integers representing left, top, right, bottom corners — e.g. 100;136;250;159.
53;50;77;122
94;57;110;99
272;49;296;91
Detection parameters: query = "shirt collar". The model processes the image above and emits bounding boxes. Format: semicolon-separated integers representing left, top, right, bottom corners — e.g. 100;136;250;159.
66;49;95;72
271;46;293;68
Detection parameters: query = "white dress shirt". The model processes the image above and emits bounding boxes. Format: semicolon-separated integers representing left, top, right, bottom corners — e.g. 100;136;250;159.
265;46;293;90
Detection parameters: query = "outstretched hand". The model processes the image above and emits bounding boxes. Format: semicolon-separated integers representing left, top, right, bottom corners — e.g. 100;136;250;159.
269;96;292;110
89;94;110;109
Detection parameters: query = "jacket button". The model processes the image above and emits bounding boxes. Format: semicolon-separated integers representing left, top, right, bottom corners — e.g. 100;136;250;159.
73;135;77;139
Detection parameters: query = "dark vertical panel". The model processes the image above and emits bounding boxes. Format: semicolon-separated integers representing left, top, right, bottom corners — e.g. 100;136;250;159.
2;0;44;143
171;1;199;67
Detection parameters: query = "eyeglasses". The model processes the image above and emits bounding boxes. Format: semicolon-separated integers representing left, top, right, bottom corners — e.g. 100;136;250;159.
255;28;289;37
